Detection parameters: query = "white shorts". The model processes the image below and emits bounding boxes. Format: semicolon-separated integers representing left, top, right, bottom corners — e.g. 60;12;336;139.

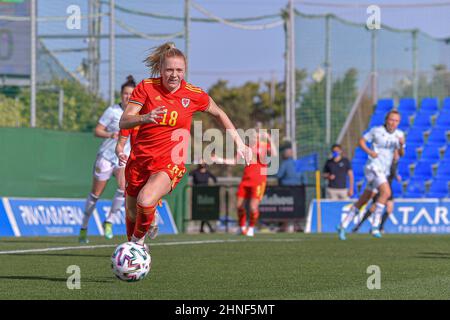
364;166;388;193
93;156;124;181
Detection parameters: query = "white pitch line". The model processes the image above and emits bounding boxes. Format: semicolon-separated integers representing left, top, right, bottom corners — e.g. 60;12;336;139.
0;238;304;255
0;238;303;255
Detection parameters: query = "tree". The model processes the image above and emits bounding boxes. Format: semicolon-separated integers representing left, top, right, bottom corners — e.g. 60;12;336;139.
12;79;107;132
192;78;288;176
0;94;27;127
296;68;358;157
392;65;450;101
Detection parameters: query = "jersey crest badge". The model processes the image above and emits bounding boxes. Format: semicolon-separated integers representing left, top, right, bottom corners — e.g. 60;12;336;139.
181;98;190;108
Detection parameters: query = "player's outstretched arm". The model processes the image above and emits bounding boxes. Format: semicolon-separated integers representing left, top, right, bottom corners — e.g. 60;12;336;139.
204;97;252;164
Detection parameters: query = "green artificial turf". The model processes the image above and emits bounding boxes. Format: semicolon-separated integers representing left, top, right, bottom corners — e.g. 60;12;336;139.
0;233;449;300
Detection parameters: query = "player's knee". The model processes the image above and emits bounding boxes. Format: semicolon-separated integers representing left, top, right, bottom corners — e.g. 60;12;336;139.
381;188;391;201
136;193;158;208
250;204;259;213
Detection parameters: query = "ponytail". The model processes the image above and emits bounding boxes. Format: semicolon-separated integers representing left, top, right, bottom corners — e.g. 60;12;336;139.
144;42;186;76
121;75;136;93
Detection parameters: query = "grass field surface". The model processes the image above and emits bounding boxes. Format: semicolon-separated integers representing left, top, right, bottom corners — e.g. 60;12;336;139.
0;233;449;300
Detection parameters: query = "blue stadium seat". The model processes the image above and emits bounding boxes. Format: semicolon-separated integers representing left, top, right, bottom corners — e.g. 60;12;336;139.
406;129;424;145
436;160;450;178
426;179;449;198
410;124;432;133
399;113;412;129
404;179;426;198
358;181;367;197
420;144;441;162
375;99;394;114
443;148;450;160
368;112;386;128
403;145;418;163
442;149;450;161
398;123;410;133
352;160;365;179
427;127;448;145
413;160;434;180
391;179;403;198
442;97;450;112
351;182;363;199
420;97;439;114
435;110;450;127
398;98;417;115
397;160;411;181
353;147;368;161
412;112;432;129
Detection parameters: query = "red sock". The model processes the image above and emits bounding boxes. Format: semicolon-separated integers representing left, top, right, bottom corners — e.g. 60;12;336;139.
249;211;260;227
133;204;156;239
126;215;135;241
238;207;247;227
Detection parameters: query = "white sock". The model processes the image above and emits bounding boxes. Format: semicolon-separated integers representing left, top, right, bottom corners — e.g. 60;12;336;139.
81;193;98;229
105;189;125;223
131;234;145;245
372;203;386;230
341;206;358;229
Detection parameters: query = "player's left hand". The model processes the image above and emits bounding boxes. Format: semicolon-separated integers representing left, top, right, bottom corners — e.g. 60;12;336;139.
399;136;405;146
348;188;354;197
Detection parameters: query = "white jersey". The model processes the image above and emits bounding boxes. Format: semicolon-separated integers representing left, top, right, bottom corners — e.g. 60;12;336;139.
363;125;404;176
97;104;130;165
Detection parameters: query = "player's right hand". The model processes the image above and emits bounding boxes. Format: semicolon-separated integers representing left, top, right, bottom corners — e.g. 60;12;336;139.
141;106;166;124
118;152;128;167
369;151;378;158
329;174;336;180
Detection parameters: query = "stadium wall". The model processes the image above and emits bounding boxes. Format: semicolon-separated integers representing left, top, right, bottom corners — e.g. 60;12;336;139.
0;128;186;231
307;199;450;234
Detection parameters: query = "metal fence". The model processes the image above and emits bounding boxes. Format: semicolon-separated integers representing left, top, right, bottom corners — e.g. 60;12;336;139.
293;8;450;168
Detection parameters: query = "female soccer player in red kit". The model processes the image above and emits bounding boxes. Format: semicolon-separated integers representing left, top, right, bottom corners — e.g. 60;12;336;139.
236;129;277;237
213;126;277;237
119;42;252;246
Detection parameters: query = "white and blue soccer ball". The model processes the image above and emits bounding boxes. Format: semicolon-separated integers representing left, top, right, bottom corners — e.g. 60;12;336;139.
111;242;151;282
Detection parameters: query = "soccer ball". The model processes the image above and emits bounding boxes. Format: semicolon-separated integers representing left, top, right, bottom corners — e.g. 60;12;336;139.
111;242;151;282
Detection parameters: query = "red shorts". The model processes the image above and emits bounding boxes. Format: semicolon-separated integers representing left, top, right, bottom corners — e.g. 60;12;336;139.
236;181;267;201
125;156;186;198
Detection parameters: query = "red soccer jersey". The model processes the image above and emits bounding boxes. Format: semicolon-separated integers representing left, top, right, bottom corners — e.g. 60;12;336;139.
128;78;210;163
240;140;271;186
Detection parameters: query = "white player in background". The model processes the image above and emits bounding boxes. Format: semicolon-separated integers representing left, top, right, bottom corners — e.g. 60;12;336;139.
78;76;136;243
337;110;405;240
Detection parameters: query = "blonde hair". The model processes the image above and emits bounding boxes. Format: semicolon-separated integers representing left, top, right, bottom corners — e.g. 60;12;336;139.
144;42;186;77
